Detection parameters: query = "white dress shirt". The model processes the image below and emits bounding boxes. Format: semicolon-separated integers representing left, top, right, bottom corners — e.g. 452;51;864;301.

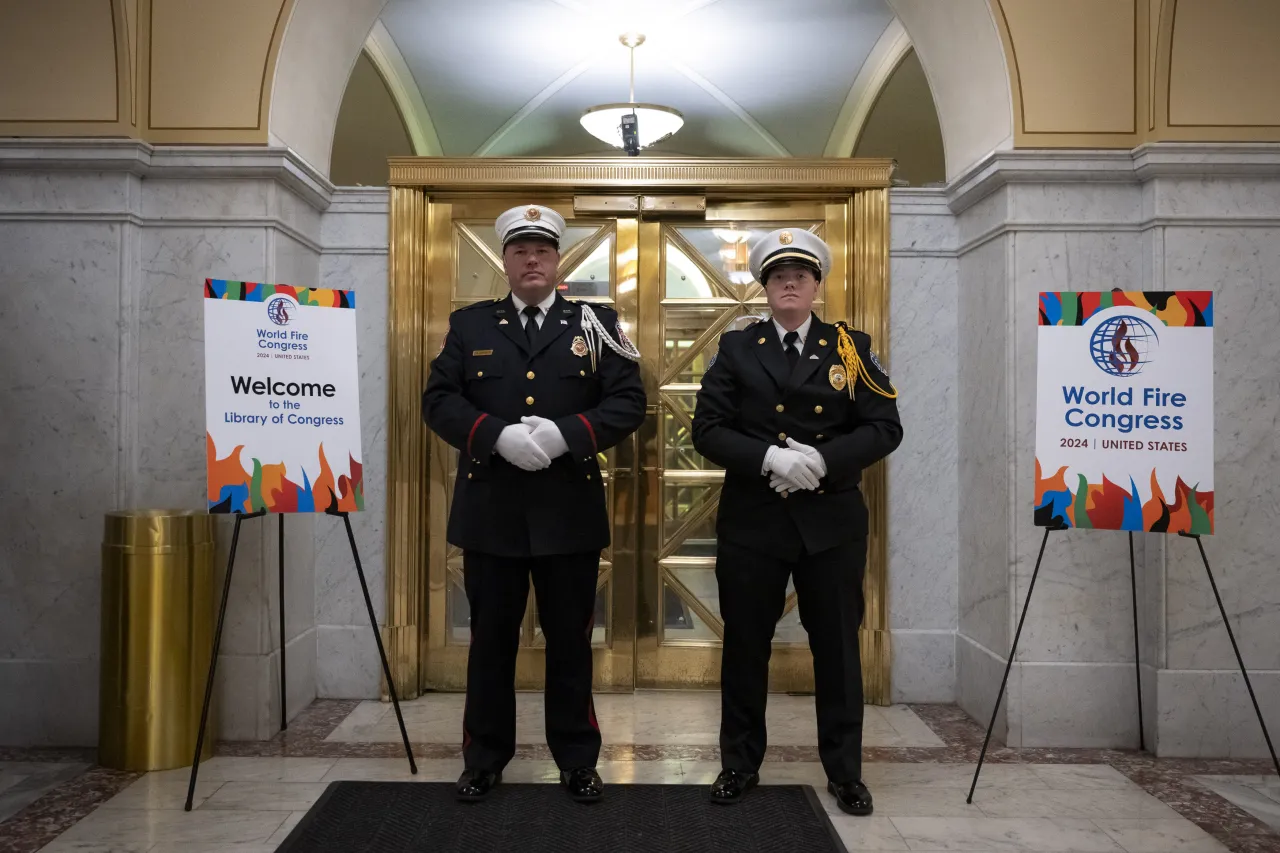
511;290;557;330
772;314;813;352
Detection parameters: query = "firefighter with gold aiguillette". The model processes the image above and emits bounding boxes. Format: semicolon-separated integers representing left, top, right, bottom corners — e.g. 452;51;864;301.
691;227;902;816
422;204;645;804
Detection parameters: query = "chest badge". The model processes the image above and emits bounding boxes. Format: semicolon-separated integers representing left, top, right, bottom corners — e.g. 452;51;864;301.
828;364;847;392
571;335;589;357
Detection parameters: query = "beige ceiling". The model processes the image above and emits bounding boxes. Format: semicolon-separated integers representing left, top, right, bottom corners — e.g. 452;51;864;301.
330;0;945;185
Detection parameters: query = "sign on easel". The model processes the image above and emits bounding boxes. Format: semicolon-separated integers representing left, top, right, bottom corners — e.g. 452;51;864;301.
204;280;363;514
1034;291;1213;534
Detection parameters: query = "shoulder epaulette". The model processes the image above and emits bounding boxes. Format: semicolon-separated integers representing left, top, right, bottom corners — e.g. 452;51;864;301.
458;299;499;312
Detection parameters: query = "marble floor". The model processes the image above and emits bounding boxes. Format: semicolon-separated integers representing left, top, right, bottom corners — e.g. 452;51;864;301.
0;694;1277;853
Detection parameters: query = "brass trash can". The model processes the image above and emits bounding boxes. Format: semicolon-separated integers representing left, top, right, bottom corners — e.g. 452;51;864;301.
99;509;216;771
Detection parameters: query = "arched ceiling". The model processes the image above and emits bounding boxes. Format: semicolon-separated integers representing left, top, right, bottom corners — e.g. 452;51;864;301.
375;0;903;157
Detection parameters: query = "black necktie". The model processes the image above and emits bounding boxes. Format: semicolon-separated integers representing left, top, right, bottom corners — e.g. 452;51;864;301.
783;331;800;370
522;305;540;348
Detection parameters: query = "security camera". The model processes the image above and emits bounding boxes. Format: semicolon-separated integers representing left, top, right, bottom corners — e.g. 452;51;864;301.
621;112;640;157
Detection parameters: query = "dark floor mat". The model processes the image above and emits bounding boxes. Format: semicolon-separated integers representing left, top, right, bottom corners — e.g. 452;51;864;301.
275;781;848;852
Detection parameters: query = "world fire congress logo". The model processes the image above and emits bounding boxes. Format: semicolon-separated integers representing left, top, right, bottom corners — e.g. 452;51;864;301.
267;296;293;326
1089;314;1159;377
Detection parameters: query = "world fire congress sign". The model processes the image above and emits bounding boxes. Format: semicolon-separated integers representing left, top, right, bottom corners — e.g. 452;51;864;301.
204;280;363;514
1034;291;1213;535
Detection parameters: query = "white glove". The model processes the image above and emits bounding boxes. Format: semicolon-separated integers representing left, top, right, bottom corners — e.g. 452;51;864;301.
784;437;827;478
494;423;551;471
763;446;822;492
521;416;569;460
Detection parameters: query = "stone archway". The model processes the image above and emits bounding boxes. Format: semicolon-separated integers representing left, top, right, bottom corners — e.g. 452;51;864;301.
268;0;1014;181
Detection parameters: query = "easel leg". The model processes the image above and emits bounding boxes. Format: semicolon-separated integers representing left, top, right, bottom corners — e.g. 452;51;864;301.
1182;533;1280;777
331;509;417;774
279;513;287;733
186;509;265;812
1129;532;1145;751
968;525;1057;804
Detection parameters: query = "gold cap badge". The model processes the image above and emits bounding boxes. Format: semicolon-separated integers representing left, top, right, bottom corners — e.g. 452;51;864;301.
525;207;541;221
778;231;793;245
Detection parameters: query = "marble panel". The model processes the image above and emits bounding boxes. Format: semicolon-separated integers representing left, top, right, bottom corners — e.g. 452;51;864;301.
1012;662;1146;749
956;237;1010;654
315;254;388;629
1008;182;1142;224
141;179;271;221
1160;227;1280;673
888;256;958;634
891;630;955;704
1156;669;1280;759
955;633;1007;745
1148;176;1280;219
0;170;134;213
0;221;123;666
0;660;99;746
315;625;381;699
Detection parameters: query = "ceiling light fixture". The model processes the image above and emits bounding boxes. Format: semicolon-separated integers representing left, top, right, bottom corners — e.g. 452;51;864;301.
580;33;683;155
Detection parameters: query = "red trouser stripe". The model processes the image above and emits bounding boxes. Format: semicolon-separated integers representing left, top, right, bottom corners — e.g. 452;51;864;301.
467;414;489;458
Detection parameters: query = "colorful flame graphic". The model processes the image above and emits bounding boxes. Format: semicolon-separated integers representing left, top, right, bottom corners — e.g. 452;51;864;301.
206;433;364;514
204;279;355;309
1034;457;1212;534
1038;290;1211;327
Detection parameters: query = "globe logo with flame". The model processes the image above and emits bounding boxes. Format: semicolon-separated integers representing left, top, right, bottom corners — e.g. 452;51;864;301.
266;296;293;327
1089;314;1158;377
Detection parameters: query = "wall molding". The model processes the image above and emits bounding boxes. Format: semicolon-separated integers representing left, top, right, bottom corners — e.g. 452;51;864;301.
0;139;336;211
948;142;1280;213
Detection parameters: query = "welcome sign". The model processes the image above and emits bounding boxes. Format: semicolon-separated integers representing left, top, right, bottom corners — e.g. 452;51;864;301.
1034;291;1213;534
204;280;363;514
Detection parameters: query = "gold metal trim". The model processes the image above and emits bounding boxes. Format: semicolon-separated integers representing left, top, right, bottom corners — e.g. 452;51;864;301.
852;188;891;705
385;186;428;700
390;158;896;189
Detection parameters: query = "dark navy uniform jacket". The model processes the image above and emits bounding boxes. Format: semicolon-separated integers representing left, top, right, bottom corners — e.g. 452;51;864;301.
692;315;903;560
423;293;646;557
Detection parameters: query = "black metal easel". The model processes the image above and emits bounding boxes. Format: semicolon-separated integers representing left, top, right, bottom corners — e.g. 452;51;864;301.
184;506;417;811
967;526;1279;803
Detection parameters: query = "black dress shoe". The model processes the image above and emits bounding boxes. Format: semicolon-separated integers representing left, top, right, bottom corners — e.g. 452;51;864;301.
560;767;604;802
709;768;759;804
828;779;873;816
455;768;500;802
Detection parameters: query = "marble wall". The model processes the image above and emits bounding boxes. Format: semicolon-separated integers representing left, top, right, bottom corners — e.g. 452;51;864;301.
949;146;1280;756
0;142;331;744
887;190;959;703
2;140;1276;758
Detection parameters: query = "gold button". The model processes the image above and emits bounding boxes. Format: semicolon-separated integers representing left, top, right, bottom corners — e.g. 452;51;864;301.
580;370;586;376
814;405;823;414
586;474;592;480
526;396;535;405
526;371;535;380
778;432;787;441
781;491;789;499
775;404;784;413
816;434;824;439
468;473;473;479
476;370;483;377
758;337;766;344
819;338;828;346
818;489;825;494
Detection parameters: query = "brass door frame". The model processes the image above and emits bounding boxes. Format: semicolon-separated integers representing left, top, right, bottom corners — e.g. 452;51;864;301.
384;158;894;703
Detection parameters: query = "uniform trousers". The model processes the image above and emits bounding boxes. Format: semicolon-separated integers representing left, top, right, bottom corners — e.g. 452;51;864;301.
462;550;601;773
716;536;867;783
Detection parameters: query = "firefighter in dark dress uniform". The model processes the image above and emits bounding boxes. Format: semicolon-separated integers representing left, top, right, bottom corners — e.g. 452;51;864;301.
692;228;902;816
423;204;645;803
